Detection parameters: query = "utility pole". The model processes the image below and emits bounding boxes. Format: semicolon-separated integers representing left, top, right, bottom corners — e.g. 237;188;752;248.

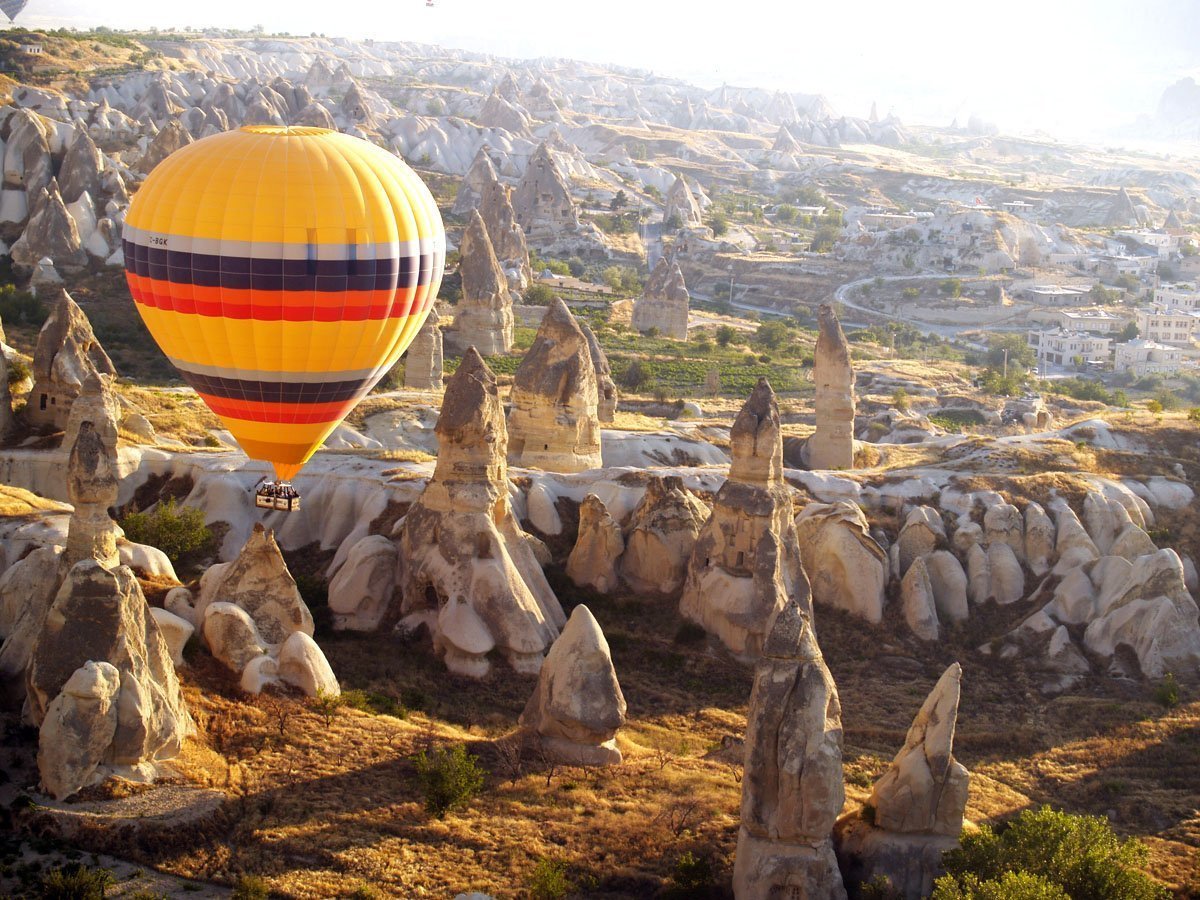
1003;348;1009;380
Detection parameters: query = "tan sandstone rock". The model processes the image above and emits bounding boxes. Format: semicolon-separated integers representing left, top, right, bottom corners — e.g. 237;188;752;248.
631;256;689;340
27;288;116;431
579;319;617;423
507;298;602;473
11;182;88;271
1024;502;1055;577
396;349;564;677
452;210;514;355
519;604;626;766
512;142;580;240
900;557;940;641
63;374;121;569
621;475;708;595
733;598;847;900
404;311;444;391
896;506;945;577
681;379;809;660
566;494;624;593
807;304;856;470
329;535;399;632
795;501;887;624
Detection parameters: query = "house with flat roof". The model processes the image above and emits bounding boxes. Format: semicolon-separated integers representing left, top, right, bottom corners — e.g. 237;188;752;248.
1027;328;1112;368
1154;282;1200;311
1053;308;1130;334
1114;340;1185;376
1136;306;1200;346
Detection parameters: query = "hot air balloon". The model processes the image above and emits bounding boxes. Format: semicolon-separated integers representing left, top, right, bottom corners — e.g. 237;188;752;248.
0;0;29;23
124;125;445;510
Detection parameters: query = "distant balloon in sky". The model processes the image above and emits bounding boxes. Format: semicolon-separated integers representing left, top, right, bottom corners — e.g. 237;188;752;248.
124;125;445;487
0;0;29;22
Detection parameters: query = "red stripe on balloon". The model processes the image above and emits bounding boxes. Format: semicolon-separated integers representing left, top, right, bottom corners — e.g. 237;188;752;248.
198;392;361;424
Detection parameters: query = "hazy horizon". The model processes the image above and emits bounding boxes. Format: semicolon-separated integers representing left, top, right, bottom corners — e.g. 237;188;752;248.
9;0;1200;141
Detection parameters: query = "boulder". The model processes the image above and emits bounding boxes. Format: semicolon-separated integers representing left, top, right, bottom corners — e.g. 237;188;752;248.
507;298;602;473
900;557;939;641
403;312;444;391
202;602;268;674
983;503;1024;562
579;319;617;423
966;543;989;606
37;661;120;800
149;607;193;667
682;379;810;660
1054;504;1099;573
621;475;708;596
277;631;340;698
1109;524;1157;561
10;183;88;271
1023;502;1055;577
566;494;624;594
0;546;65;700
733;599;847;900
986;543;1025;605
924;550;969;624
795;501;887;624
895;506;944;577
519;604;626;765
139;118;192;174
58;127;104;205
329;535;399;632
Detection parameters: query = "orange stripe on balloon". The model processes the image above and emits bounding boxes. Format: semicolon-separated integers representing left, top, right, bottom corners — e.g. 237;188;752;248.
197;392;360;424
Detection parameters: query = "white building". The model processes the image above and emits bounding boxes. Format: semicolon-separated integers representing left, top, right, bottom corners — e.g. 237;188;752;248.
1154;282;1200;310
18;44;44;55
1027;328;1112;368
1054;308;1129;334
1115;229;1179;259
1136;306;1200;346
1114;340;1185;376
1025;284;1089;306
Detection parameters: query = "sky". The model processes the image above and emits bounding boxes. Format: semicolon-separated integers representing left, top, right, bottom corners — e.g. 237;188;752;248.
12;0;1200;138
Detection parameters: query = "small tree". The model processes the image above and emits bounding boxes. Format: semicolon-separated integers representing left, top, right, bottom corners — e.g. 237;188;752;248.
891;388;910;412
119;498;215;567
610;189;628;211
1147;399;1163;416
715;325;737;347
1119;321;1139;341
707;210;729;237
412;744;485;818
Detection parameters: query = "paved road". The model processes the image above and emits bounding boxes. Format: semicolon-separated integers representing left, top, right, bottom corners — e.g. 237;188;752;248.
834;273;1028;339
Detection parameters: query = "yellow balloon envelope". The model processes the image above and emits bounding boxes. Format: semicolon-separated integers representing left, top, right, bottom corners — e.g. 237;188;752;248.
124;125;444;481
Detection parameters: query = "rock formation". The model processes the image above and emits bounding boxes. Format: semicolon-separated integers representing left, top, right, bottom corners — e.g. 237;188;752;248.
631;256;689;340
895;506;945;577
512;142;580;239
328;535;399;631
139;118;193;174
795;501;887;624
566;494;624;593
196;524;314;644
451;145;499;216
477;163;532;291
579;319;617;423
664;173;704;228
1024;502;1056;577
59;127;104;205
27;560;193;799
834;664;970;899
519;604;626;765
924;550;969;624
10;182;89;271
807;304;856;470
404;310;444;390
620;475;709;595
396;349;565;677
900;557;940;641
452;210;514;355
733;598;847;900
27;288;117;430
507;298;602;473
63;375;121;569
681;379;810;660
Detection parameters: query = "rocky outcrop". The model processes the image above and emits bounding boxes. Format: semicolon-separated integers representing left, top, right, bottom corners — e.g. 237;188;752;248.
513;142;580;239
621;475;709;595
519;604;626;765
28;560;193;800
796;502;887;624
59;127;104;205
681;379;809;660
478;173;532;291
396;349;565;677
507;298;602;473
983;503;1024;562
452;145;499;216
631;256;689;340
664;173;703;229
0;546;64;701
451;210;514;356
63;375;121;569
10;183;89;271
924;550;969;624
834;664;969;899
579;319;617;423
895;507;945;577
733;599;847;900
27;288;117;430
404;311;444;390
1024;502;1055;577
807;304;856;470
566;494;624;593
328;535;399;631
196;524;314;645
900;557;939;641
139;118;193;174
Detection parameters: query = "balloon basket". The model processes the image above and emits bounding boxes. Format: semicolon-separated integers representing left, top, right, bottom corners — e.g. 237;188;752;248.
255;482;301;512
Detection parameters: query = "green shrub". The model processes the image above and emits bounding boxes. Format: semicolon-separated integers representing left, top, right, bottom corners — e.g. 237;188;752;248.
662;850;719;898
412;744;485;818
8;357;30;386
231;874;270;900
1154;673;1180;709
524;283;555;305
37;863;114;899
340;689;406;718
119;498;215;566
0;284;46;327
937;806;1167;900
1188;407;1200;423
528;858;572;900
932;870;1069;899
309;689;342;727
